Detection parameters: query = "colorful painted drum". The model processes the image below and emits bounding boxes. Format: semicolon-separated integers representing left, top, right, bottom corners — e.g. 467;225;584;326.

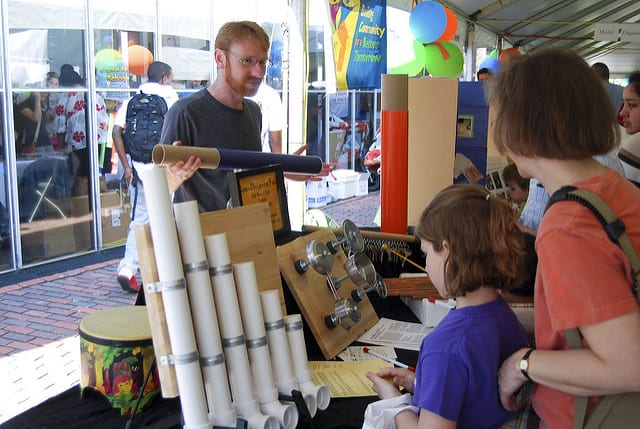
79;306;160;415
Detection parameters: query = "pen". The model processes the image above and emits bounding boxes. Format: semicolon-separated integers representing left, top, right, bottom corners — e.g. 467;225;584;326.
363;347;416;372
427;296;455;309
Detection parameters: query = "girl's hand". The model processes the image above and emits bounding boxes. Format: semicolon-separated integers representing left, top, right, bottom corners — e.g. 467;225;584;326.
498;348;529;411
366;371;402;400
374;367;416;393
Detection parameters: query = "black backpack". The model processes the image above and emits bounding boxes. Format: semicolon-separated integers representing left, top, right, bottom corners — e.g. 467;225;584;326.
123;92;168;164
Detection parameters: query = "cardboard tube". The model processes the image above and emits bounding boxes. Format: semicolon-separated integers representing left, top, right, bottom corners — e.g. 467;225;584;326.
152;144;323;175
153;145;221;169
381;74;409;234
138;166;210;429
205;233;278;429
173;201;235;427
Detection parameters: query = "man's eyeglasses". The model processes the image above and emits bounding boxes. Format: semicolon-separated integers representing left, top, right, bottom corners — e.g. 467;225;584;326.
226;50;271;68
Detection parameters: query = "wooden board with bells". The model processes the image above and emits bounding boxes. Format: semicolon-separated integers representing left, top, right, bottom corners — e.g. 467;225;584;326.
276;228;379;360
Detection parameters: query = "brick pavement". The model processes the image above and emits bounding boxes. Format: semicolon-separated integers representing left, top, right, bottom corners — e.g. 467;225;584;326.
0;258;137;357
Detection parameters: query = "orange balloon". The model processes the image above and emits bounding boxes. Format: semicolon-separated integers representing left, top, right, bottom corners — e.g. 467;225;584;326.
437;7;458;42
499;47;521;65
127;45;153;76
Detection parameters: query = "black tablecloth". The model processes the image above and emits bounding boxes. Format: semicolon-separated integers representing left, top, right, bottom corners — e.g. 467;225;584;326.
2;287;418;429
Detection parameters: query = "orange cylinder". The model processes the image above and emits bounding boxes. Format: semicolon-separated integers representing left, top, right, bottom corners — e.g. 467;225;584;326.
380;74;409;234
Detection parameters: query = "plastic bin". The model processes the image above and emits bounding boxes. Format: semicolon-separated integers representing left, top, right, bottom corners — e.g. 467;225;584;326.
355;173;369;196
327;169;358;200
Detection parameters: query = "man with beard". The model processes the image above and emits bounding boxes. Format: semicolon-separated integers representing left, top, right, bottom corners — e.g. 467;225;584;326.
160;21;269;212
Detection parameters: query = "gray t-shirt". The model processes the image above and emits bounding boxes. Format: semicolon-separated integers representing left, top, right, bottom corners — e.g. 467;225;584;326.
160;88;262;213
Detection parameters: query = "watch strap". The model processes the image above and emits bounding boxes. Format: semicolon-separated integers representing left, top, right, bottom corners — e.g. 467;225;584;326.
520;348;534;381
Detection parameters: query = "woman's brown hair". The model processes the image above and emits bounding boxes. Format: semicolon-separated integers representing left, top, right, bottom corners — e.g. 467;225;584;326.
486;47;618;159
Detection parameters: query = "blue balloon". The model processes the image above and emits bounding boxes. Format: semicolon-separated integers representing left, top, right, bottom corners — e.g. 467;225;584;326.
409;1;447;44
479;58;502;75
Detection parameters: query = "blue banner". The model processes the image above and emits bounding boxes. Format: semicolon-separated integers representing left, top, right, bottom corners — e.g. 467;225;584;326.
330;0;387;90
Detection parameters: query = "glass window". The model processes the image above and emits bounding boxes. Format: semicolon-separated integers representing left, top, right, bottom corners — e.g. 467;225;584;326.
8;0;95;264
0;97;10;271
159;0;212;97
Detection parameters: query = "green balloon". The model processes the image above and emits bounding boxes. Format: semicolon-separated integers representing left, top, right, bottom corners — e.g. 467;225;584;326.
488;49;498;59
423;41;464;78
95;48;122;69
389;39;426;76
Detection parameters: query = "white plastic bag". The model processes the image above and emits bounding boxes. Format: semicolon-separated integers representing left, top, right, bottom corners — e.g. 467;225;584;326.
362;393;419;429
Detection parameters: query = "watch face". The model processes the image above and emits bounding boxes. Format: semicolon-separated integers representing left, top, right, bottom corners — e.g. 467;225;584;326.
520;359;528;371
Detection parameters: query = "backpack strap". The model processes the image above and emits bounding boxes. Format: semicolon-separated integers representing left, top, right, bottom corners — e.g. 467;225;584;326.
549;186;640;429
548;186;640;300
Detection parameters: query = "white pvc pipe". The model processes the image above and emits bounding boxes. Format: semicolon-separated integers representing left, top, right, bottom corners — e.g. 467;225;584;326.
260;290;317;417
204;233;279;429
234;262;298;429
173;201;236;427
139;166;211;429
285;314;331;411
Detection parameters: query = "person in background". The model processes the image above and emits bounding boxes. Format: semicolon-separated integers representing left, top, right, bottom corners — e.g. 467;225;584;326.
476;67;492;82
518;152;624;235
489;47;640;429
366;184;528;429
591;62;624;113
54;70;108;196
617;71;640;187
247;81;283;153
13;85;50;154
502;163;529;217
42;71;60;151
112;61;179;293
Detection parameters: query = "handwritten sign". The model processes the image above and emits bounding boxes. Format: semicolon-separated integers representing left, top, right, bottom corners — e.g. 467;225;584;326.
228;165;291;237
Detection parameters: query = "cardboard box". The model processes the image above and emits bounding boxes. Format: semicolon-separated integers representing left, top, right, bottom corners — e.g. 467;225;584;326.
20;217;87;262
306;180;327;208
69;191;130;250
102;203;130;247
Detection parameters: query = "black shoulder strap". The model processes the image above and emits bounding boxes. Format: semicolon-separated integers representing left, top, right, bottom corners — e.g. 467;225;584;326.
548;186;640;429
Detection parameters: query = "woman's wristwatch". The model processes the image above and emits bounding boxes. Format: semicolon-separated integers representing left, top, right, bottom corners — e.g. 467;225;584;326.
519;348;534;381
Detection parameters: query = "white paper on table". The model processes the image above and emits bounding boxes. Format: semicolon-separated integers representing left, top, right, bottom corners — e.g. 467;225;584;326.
338;345;397;363
357;318;434;351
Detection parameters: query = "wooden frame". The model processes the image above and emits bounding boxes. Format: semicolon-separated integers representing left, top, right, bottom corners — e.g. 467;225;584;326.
228;165;291;238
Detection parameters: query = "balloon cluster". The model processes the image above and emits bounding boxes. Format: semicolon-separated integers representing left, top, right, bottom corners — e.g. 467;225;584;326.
477;47;521;76
95;45;154;77
389;1;461;78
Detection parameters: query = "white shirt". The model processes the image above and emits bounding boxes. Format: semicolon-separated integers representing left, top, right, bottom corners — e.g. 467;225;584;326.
246;83;284;152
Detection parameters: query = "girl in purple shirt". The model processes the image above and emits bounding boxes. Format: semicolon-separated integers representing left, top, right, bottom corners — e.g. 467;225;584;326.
367;184;528;429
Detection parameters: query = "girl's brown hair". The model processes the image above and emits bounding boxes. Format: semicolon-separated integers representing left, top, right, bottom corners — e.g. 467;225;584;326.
415;184;526;297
